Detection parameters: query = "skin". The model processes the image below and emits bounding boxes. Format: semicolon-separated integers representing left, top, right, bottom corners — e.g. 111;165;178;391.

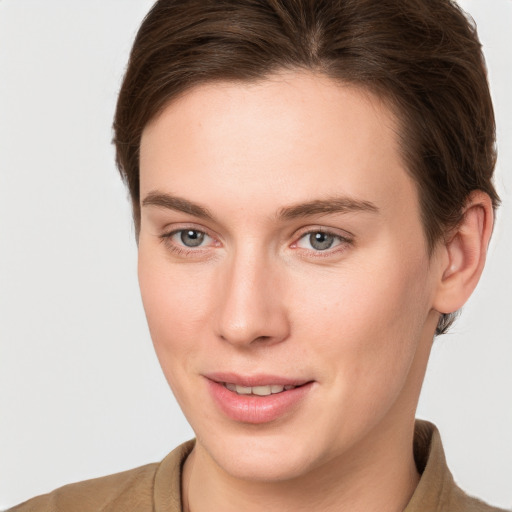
137;71;493;512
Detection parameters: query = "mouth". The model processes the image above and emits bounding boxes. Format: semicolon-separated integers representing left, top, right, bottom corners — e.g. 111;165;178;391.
222;382;302;396
205;374;313;423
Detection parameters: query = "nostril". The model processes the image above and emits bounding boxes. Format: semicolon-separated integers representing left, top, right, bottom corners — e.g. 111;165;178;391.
254;335;271;343
219;333;273;345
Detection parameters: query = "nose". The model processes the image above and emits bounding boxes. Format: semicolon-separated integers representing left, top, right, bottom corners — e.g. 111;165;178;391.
214;247;290;348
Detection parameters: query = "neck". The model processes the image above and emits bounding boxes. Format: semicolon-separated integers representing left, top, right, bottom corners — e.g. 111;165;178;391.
182;418;420;512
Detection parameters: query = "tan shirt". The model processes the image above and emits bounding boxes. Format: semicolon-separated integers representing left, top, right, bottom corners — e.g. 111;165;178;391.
8;421;508;511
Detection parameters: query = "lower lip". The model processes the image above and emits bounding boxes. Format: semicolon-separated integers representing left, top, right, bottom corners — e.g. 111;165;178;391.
206;379;313;424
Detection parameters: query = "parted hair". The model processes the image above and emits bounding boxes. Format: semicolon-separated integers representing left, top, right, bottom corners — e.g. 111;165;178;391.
113;0;499;335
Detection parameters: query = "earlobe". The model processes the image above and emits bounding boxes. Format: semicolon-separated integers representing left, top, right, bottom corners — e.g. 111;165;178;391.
433;191;494;315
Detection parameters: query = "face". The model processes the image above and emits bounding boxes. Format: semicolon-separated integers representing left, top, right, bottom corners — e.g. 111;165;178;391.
138;72;442;482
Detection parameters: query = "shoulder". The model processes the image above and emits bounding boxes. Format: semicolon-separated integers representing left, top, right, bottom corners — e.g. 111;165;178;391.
6;463;159;512
6;440;195;512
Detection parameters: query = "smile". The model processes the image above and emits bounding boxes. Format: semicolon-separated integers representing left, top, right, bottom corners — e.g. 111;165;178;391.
207;376;314;424
223;383;298;396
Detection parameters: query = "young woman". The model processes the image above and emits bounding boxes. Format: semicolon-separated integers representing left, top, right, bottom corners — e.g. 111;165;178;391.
5;1;510;511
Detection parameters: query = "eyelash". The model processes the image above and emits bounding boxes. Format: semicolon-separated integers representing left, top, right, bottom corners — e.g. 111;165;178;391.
159;227;218;257
292;229;353;258
159;226;353;258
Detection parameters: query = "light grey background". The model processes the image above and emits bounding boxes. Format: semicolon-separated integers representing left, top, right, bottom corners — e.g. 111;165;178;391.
0;1;510;509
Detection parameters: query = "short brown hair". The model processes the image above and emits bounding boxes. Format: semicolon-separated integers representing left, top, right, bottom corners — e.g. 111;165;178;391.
113;0;499;334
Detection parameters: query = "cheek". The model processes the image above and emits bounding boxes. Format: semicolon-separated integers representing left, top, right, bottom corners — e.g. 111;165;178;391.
137;246;214;373
294;245;432;389
290;253;433;443
298;253;429;337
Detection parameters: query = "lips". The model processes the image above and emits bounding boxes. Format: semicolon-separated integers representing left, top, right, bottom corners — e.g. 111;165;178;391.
205;373;313;424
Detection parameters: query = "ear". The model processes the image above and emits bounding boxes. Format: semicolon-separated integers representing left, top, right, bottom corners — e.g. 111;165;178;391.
432;190;494;315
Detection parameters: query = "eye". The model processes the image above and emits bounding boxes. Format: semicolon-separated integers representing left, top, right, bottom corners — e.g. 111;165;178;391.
176;229;208;247
295;230;348;252
162;228;214;250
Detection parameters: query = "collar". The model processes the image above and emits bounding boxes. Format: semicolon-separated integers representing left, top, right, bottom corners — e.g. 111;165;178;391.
152;421;500;512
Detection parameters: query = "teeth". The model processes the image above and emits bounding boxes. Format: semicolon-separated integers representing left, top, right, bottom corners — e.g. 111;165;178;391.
252;386;272;396
225;383;296;395
235;385;252;395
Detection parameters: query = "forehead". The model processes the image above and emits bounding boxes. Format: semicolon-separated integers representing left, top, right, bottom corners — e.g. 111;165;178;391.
139;71;419;226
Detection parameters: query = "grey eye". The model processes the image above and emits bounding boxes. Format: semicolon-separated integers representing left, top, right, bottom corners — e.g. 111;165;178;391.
309;232;335;251
180;230;205;247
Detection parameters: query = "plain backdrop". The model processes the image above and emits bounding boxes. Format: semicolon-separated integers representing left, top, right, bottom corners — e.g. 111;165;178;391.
0;1;511;510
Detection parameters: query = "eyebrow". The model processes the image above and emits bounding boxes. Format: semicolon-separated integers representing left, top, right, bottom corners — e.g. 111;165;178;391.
142;191;379;221
278;197;379;220
142;192;214;220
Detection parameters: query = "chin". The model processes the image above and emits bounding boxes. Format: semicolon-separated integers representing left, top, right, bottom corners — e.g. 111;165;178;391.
195;426;326;482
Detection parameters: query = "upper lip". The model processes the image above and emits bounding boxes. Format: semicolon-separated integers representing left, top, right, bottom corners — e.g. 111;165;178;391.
204;372;312;387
